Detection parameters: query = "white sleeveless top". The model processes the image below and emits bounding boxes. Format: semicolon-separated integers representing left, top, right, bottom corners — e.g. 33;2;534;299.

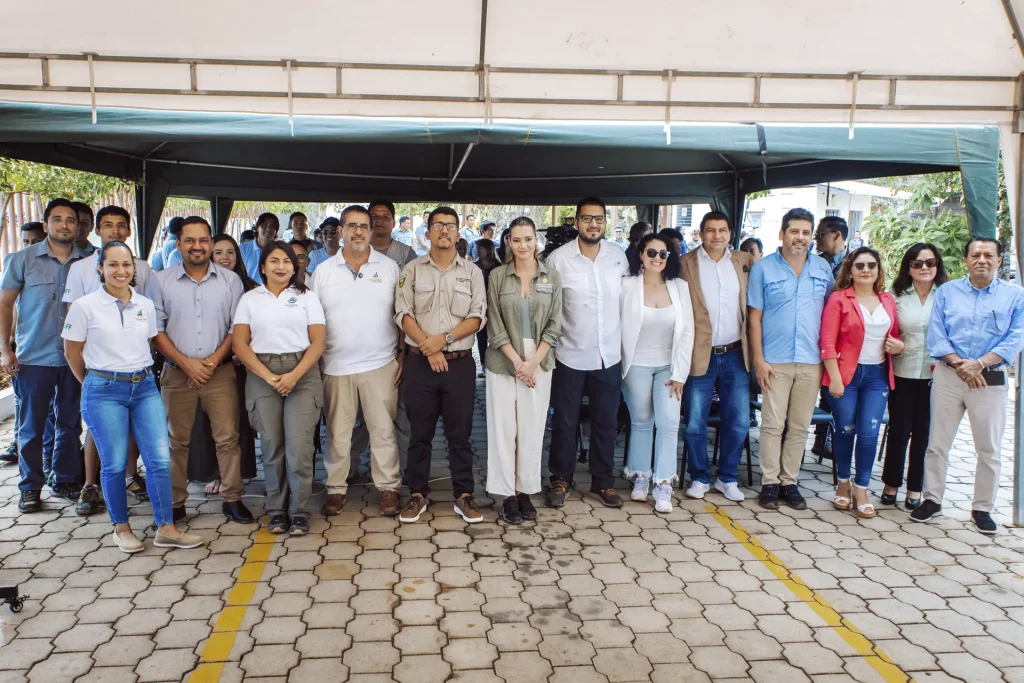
633;305;675;367
858;304;891;365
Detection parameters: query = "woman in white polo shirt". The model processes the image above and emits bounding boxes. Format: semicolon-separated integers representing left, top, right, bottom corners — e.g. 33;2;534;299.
233;240;326;535
62;241;203;553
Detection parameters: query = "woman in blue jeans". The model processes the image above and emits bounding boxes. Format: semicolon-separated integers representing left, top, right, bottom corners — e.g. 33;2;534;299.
820;248;904;518
620;233;694;513
62;241;202;553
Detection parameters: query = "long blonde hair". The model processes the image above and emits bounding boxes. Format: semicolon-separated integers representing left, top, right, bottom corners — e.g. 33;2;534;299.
504;216;538;264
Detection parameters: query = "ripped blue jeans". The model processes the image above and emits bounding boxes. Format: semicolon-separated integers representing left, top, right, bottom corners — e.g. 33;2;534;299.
828;363;889;488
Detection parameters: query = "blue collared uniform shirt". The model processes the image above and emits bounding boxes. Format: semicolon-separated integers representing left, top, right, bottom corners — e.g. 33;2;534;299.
1;240;88;366
927;276;1024;366
747;249;835;365
238;240;264;282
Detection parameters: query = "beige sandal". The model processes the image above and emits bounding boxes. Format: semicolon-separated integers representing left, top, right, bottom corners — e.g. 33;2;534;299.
853;484;875;518
833;479;852;511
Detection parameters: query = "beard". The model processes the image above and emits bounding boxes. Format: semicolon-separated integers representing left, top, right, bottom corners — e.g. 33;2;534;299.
579;231;603;246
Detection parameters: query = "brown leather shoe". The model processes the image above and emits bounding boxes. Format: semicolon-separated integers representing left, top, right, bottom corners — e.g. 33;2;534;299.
379;490;400;517
589;486;623;508
321;493;346;516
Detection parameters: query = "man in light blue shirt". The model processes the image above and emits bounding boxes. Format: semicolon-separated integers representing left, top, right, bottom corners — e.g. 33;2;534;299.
468;222;500;262
414;210;431;256
0;199;89;512
913;237;1024;534
392;215;416;247
748;208;834;511
306;217;342;273
238;213;280;281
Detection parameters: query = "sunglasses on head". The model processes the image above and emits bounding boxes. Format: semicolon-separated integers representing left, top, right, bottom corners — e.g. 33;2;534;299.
853;262;878;271
910;258;937;269
646;248;670;260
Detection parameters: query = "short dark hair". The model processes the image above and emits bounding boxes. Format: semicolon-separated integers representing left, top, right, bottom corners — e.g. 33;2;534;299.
781;208;815;232
178;216;213;237
288;238;312;252
817;215;849;241
892;242;949;296
428;206;459;228
699;211;732;233
368;200;396;218
240;229;256;242
629;232;681;281
43;198;75;223
258;240;308;293
255;212;280;231
167;216;185;236
628;221;652;244
97;240;137;287
288;212;307;223
398;215;410;224
340;205;371;226
576;196;607;216
964;236;1001;257
740;237;763;254
479;221;495;235
95;206;132;228
70;201;93;222
20;221;44;233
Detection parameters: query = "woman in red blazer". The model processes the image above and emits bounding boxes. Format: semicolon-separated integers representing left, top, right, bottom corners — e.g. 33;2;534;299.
820;247;905;518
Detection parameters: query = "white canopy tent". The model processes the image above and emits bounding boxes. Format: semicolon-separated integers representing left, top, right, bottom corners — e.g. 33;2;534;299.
3;0;1024;523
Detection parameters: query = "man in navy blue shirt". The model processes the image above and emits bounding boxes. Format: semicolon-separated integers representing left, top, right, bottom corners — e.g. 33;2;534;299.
912;237;1024;534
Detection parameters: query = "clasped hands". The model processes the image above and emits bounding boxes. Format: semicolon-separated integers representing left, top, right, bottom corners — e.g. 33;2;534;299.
949;357;988;390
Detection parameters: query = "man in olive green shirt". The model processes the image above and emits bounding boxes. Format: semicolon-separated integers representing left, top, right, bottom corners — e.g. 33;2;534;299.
394;206;487;524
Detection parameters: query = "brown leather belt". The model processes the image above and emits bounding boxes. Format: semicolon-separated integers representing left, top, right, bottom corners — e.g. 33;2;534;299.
88;368;152;383
711;340;742;355
408;347;472;361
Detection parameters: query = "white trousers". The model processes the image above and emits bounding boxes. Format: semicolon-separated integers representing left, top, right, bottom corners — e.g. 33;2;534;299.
485;339;551;497
922;363;1007;513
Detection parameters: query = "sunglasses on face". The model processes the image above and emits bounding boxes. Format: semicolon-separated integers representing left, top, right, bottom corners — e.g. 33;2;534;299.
853;262;878;271
646;248;670;260
910;258;937;269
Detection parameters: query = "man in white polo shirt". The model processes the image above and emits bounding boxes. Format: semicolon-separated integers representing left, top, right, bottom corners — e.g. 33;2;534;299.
311;205;403;517
62;205;158;516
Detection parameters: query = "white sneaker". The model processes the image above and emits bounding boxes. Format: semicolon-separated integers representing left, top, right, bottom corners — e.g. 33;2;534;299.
685;481;711;499
630;475;650;502
714;480;745;502
653;484;673;513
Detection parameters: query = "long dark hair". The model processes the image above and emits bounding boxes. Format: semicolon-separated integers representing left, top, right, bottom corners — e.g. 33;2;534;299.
835;246;886;292
628;221;652;245
475;239;499;271
496;227;511;263
213;233;258;292
628;233;681;281
258;240;308;293
892;242;949;296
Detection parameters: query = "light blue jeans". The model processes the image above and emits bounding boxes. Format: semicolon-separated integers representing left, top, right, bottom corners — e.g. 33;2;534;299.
622;365;681;485
81;370;174;527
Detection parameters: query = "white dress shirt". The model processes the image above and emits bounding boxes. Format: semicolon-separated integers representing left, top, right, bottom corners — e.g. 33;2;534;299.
546;238;629;371
233;285;326;355
893;289;935;379
311;248;400;376
696;246;741;346
61;288;158;372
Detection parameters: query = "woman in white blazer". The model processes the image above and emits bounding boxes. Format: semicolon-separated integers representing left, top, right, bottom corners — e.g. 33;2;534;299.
620;232;695;513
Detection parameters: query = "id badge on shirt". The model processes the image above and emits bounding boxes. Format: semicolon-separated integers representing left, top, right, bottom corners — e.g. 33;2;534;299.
535;283;554;294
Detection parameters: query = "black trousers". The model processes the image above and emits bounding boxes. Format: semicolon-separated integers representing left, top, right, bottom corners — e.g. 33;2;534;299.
403;353;476;498
549;360;621;490
881;376;931;492
813;387;832;438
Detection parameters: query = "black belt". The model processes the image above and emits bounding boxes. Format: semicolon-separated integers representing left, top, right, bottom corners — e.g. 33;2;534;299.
711;340;742;355
408;347;472;361
88;368;152;383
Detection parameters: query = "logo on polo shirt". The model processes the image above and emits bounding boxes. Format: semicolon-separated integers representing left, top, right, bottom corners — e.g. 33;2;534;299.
370;271;382;284
286;297;299;307
64;323;72;331
135;309;147;322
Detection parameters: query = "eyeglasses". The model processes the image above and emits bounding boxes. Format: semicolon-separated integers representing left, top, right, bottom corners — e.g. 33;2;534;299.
430;222;459;232
578;215;607;225
910;258;937;269
322;228;339;237
344;223;370;232
814;230;837;240
645;248;671;260
853;262;878;271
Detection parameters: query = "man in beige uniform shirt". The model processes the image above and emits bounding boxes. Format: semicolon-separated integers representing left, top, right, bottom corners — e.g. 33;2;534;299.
394;207;486;524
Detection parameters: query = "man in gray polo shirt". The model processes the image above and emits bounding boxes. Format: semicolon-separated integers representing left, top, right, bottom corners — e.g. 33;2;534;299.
151;216;252;524
0;198;89;513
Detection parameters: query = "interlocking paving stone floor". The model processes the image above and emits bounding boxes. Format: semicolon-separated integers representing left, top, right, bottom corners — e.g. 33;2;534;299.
0;375;1022;682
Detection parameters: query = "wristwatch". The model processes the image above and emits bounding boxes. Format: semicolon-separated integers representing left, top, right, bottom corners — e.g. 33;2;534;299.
444;332;454;346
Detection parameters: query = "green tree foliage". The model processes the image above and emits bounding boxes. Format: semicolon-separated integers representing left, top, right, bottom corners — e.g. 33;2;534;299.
865;209;970;281
0;158;129;204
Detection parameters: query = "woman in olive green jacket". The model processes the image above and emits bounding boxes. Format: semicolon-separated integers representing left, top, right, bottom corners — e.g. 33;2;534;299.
485;217;563;524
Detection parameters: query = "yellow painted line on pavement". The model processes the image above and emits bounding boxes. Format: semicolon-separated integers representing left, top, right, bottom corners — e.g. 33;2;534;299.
705;504;912;683
188;525;280;683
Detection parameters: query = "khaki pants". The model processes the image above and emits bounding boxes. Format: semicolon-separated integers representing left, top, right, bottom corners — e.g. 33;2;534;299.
923;363;1006;512
759;362;822;486
323;360;401;494
162;363;243;505
246;354;323;518
485;340;551;497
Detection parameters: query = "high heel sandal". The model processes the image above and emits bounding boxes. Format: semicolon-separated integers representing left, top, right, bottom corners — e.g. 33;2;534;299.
852;484;876;518
833;479;852;511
